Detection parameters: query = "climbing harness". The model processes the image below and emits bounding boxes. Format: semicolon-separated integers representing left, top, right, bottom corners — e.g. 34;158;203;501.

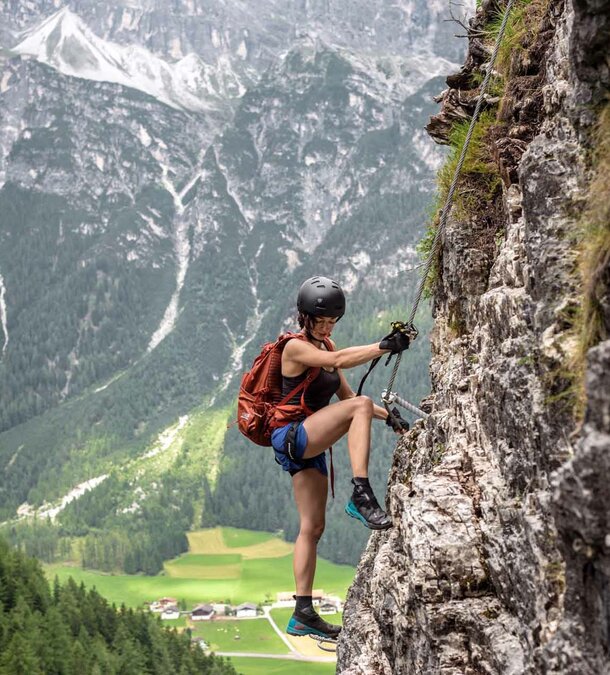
366;0;516;423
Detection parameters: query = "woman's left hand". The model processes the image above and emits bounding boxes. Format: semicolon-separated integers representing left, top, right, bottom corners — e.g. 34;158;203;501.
385;407;409;434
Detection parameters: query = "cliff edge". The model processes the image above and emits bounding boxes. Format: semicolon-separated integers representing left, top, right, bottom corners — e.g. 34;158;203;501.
338;0;610;673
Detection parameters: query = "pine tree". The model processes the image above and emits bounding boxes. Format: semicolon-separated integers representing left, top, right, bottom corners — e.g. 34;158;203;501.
0;631;43;675
39;605;72;674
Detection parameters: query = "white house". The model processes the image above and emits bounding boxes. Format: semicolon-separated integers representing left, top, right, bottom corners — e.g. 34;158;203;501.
161;606;180;620
236;602;257;618
321;595;343;613
275;590;325;608
311;590;324;606
275;592;296;608
191;604;215;621
320;602;339;615
150;597;178;613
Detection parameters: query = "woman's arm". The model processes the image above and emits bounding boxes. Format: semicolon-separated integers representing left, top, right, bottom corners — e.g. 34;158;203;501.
284;338;389;371
335;365;388;421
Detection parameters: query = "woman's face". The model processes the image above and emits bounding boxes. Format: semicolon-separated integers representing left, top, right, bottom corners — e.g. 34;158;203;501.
310;315;338;340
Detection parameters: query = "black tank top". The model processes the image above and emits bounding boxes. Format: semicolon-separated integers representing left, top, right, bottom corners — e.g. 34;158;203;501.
281;367;340;412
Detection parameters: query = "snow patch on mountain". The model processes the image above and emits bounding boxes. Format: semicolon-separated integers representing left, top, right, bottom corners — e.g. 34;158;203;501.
412;128;445;172
370;245;421;284
138;125;152;147
343;49;460;103
0;70;12;93
210;244;268;405
342;252;371;293
12;7;247;113
140;212;167;239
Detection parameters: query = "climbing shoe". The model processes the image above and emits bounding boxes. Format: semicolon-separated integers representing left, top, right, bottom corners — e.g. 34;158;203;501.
345;477;392;530
286;606;341;640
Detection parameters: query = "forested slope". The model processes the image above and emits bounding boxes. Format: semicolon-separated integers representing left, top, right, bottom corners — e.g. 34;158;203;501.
0;537;236;674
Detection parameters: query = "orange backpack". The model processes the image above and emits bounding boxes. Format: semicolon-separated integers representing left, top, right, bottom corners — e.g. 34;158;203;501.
236;332;332;446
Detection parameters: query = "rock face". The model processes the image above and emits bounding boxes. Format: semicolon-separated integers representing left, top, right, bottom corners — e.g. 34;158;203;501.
338;1;610;673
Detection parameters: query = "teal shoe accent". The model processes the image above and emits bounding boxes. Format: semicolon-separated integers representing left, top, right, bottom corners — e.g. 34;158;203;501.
286;615;332;638
345;499;369;526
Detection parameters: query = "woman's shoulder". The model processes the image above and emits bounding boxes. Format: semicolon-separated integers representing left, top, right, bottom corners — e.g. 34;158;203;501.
283;334;309;355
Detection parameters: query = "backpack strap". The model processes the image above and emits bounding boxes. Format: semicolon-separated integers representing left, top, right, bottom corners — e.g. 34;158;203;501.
277;366;320;409
277;332;323;412
274;334;337;499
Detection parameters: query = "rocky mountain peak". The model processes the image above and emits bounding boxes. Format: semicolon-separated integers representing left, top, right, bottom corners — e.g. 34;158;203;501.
11;7;248;112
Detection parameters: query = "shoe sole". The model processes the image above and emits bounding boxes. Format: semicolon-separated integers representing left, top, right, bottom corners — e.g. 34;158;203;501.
345;500;392;530
286;616;340;640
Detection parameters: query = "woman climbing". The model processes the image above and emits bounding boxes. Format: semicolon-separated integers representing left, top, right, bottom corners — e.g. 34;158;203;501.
272;275;410;642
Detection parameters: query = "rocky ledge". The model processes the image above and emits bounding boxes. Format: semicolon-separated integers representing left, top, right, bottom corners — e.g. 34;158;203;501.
338;1;610;673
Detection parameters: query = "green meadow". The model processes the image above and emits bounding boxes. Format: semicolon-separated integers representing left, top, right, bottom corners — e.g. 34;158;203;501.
226;657;336;675
44;527;355;608
190;618;289;654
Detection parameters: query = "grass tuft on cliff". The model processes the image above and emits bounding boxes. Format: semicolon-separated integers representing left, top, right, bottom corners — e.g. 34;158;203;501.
572;101;610;412
417;110;501;297
418;0;554;302
485;0;552;78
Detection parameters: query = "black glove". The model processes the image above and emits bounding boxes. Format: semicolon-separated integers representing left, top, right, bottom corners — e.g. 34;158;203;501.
385;407;409;433
379;330;410;354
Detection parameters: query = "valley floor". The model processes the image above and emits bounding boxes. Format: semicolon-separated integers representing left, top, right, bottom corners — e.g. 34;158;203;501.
43;527;350;674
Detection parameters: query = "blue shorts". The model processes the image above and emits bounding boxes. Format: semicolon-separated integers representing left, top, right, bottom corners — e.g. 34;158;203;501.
271;421;327;477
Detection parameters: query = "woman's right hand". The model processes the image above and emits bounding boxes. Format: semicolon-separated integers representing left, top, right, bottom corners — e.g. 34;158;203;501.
379;330;410;354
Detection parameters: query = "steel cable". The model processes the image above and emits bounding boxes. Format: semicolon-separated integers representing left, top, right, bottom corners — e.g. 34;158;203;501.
383;0;516;403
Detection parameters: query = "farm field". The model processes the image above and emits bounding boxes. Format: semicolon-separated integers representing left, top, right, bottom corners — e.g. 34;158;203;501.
189;617;289;654
221;527;275;549
226;656;336;675
187;527;292;559
44;527;355;608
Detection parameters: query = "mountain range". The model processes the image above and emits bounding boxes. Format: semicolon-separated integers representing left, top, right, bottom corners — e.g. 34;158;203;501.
0;1;469;566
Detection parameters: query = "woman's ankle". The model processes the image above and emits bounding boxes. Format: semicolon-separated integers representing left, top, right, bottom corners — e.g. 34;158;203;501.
294;594;313;613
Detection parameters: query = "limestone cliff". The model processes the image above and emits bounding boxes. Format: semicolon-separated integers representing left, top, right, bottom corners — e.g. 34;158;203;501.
338;1;610;673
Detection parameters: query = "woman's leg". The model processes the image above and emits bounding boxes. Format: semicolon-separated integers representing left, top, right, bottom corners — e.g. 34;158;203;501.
301;396;374;477
292;468;328;595
301;398;392;531
288;467;341;638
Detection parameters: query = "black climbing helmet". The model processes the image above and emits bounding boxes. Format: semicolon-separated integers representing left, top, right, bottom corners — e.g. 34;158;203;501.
297;276;346;319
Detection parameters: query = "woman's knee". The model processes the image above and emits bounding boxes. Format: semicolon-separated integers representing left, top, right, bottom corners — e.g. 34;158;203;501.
352;395;374;417
299;520;325;541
